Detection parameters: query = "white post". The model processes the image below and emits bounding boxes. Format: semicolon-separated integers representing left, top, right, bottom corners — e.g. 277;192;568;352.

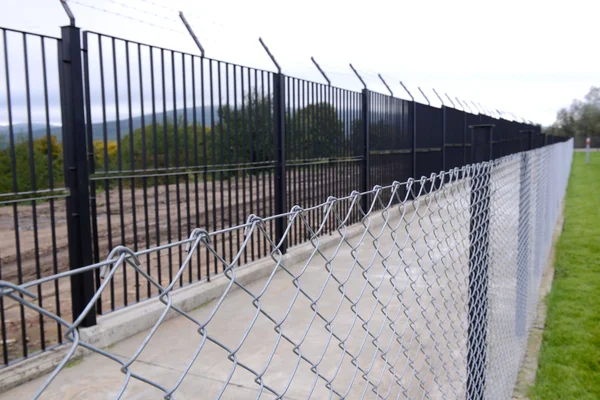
586;137;591;164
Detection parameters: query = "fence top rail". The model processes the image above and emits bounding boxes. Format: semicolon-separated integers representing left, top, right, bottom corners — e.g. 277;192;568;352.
0;25;61;41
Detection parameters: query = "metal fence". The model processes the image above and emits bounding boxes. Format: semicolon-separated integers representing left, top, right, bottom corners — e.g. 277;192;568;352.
0;139;572;399
0;18;571;372
573;136;600;148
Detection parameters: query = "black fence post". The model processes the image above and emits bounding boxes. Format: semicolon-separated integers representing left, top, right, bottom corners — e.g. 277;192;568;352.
467;123;494;400
520;129;533;152
442;106;447;171
361;88;370;211
58;25;96;327
273;72;287;254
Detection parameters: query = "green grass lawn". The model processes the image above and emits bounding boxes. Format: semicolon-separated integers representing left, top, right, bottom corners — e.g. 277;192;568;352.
531;151;600;399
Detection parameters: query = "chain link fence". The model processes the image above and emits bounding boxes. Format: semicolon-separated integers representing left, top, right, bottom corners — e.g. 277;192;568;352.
0;140;572;399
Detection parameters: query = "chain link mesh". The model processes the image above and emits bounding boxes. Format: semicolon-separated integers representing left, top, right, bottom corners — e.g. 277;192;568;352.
0;141;572;399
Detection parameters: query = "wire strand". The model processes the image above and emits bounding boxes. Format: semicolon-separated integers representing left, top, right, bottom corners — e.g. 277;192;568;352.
68;0;186;35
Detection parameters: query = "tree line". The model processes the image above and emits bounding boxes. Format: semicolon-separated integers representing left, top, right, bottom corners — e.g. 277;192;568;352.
1;92;403;195
549;86;600;139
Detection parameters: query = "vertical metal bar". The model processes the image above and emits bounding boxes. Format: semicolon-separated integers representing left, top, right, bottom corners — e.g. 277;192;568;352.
171;51;182;287
42;36;62;341
112;37;127;307
98;34;114;310
442;105;447;173
240;66;248;265
266;72;274;247
217;62;225;263
254;69;262;257
0;29;10;363
23;32;45;349
309;81;315;229
192;54;201;280
412;99;417;184
137;43;152;298
82;33;101;314
260;70;267;255
182;53;191;284
233;65;240;265
360;88;370;212
161;49;173;283
226;64;233;265
273;72;287;253
210;60;218;271
467;123;494;400
290;77;297;245
200;57;210;280
150;47;162;292
58;25;96;326
463;110;468;166
7;33;26;359
125;41;139;303
250;69;258;258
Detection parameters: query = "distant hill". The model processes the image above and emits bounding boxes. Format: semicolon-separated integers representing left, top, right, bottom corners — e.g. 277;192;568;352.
0;106;218;147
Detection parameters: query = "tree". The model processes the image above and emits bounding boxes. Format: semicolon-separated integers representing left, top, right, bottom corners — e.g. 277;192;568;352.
119;120;212;172
214;92;273;166
551;86;600;138
287;102;345;160
0;135;63;194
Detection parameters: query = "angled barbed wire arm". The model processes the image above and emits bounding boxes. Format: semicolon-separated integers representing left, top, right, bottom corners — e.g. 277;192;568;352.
445;93;456;108
349;63;367;89
458;98;473;113
471;101;482;114
418;87;431;105
258;37;281;73
455;97;465;111
478;102;490;116
179;12;205;57
399;81;414;101
483;104;493;116
378;74;393;97
432;88;444;105
311;56;331;86
59;0;75;26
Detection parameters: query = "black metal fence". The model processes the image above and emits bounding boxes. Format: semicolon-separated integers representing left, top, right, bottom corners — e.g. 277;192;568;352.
0;22;570;368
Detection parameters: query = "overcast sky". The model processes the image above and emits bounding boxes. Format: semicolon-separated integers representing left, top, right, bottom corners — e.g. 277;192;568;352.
0;0;598;126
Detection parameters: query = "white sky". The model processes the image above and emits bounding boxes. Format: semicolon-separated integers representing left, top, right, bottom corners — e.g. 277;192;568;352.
1;0;599;125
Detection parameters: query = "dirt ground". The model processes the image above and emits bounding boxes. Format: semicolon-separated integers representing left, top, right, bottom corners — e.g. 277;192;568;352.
0;163;363;366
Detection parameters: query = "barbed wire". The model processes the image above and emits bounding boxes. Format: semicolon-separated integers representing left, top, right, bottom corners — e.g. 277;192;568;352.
101;0;181;24
68;0;187;35
66;0;530;120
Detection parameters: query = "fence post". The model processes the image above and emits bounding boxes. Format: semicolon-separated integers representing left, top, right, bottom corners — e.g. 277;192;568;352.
273;72;287;254
442;106;447;171
467;123;494;400
361;88;370;211
515;141;531;336
58;25;96;327
520;129;533;152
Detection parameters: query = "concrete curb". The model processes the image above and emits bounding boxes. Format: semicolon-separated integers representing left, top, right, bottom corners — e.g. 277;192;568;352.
512;200;565;399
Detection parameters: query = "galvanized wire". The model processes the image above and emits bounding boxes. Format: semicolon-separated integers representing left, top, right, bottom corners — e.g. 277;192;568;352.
0;140;572;399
